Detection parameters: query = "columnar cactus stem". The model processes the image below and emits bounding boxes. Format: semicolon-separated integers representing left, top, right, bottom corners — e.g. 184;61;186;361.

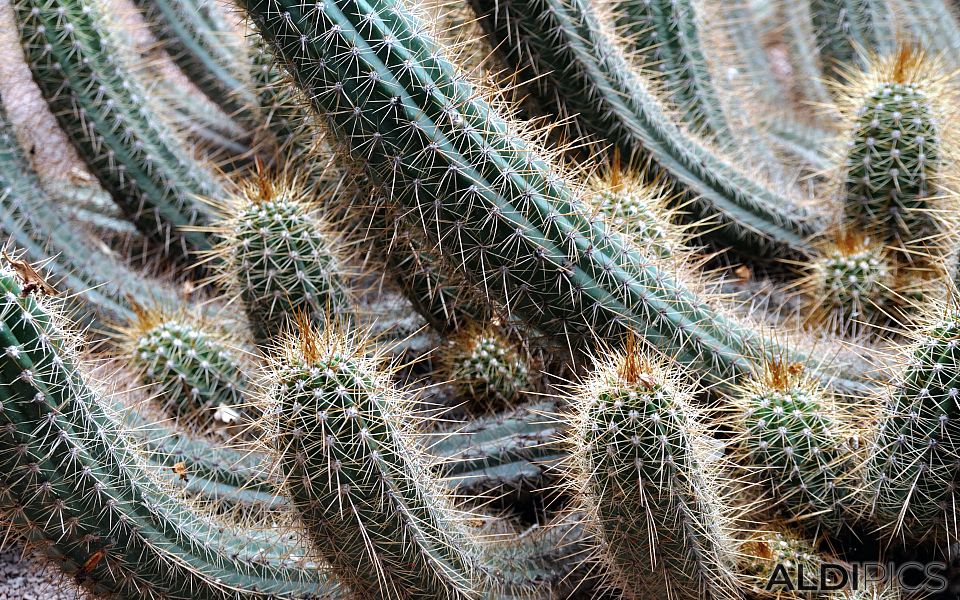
238;0;873;395
13;0;222;262
838;48;958;265
569;351;739;599
132;0;256;120
214;176;353;344
613;0;728;135
268;320;560;598
809;0;895;78
0;96;180;327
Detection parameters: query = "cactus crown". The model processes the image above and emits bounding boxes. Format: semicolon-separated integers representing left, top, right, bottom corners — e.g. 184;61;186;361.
734;360;860;531
121;303;248;426
803;231;893;336
587;169;683;257
440;324;532;411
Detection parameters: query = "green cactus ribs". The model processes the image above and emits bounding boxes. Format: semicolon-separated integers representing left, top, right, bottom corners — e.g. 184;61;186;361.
862;305;960;541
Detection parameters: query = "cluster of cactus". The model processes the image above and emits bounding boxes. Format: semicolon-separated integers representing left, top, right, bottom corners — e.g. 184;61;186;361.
5;0;960;598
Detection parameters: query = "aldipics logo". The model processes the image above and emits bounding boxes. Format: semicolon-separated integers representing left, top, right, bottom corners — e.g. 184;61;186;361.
764;562;949;594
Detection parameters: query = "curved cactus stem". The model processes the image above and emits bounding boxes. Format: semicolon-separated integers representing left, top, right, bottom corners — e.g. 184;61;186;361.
12;0;222;262
809;0;896;79
132;0;257;120
470;0;820;259
0;98;182;328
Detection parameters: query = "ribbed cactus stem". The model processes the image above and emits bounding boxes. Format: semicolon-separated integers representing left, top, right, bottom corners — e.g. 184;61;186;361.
735;362;859;531
863;307;960;540
0;95;180;327
0;267;341;599
613;0;727;135
132;0;256;119
470;0;820;259
217;178;352;344
809;0;894;78
571;352;739;599
841;49;957;264
269;322;488;598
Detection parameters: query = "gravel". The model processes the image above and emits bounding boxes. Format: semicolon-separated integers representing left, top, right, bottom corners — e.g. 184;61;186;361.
0;547;91;600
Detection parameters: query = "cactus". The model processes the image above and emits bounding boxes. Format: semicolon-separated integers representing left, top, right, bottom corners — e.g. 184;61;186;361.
13;0;222;262
440;324;533;411
733;361;860;532
121;305;249;426
612;0;729;135
237;0;874;398
838;48;958;264
569;349;739;599
267;320;488;598
213;175;353;345
10;0;960;596
587;171;683;258
802;232;894;336
862;304;960;541
266;318;565;598
0;94;183;327
0;269;343;599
